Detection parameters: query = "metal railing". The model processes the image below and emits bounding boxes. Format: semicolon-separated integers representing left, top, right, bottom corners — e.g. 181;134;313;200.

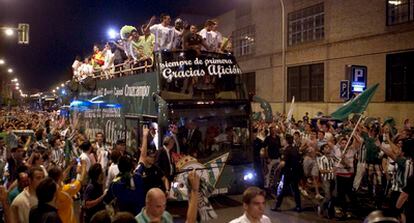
78;58;154;81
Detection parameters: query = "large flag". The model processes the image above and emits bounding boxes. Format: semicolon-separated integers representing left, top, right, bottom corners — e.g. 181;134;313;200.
287;96;295;122
331;83;379;120
169;153;229;221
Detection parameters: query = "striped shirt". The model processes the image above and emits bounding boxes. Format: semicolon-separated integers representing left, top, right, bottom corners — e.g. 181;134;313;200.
356;143;366;164
317;155;336;181
391;157;413;192
51;148;65;166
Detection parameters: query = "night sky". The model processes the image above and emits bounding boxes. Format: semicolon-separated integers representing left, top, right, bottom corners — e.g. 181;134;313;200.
0;0;236;92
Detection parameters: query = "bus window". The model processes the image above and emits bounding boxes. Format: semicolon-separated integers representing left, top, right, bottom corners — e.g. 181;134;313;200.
166;104;251;164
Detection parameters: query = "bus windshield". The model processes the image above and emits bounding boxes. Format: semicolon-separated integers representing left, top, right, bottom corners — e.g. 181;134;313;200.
157;51;248;101
168;102;251;164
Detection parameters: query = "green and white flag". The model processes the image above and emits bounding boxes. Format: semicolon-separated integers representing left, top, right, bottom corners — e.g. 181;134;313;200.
331;83;379;120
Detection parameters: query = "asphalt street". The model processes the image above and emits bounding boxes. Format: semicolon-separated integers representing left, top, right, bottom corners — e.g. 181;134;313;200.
168;195;362;223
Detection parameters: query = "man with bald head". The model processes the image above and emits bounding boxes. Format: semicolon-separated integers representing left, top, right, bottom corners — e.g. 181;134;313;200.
135;170;200;223
136;188;173;223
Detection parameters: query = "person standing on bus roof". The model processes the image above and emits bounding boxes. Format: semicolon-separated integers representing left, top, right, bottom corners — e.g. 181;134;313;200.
137;24;155;65
144;14;180;51
173;18;184;49
183;25;210;54
198;20;217;52
211;20;223;52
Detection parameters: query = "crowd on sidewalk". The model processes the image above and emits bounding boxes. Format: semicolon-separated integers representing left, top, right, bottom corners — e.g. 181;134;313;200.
252;112;413;222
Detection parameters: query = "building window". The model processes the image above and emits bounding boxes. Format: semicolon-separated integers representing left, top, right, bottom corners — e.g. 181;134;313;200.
288;3;324;46
288;63;324;102
241;72;256;95
386;51;414;101
232;25;255;57
387;0;414;25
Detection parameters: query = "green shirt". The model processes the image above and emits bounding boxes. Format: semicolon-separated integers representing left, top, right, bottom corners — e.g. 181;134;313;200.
8;187;22;204
135;34;155;60
135;208;173;223
362;132;381;164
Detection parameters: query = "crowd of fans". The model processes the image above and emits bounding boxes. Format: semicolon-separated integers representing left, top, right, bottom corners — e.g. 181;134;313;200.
0;108;202;223
72;14;232;81
1;105;413;223
251;112;414;222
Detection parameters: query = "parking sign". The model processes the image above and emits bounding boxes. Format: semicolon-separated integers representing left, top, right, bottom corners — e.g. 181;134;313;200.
349;65;367;93
340;80;350;100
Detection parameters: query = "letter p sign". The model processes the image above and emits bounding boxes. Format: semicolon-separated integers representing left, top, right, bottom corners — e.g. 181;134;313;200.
354;68;364;82
349;65;367;93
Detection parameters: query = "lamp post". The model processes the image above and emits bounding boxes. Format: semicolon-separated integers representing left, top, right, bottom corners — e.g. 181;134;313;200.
279;0;286;114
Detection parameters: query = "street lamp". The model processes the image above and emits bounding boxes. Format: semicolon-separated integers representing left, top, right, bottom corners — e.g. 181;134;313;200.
278;0;286;113
61;83;64;87
11;78;18;82
4;28;14;36
107;28;118;39
7;68;13;73
56;87;60;90
15;82;19;86
52;90;56;93
0;59;5;65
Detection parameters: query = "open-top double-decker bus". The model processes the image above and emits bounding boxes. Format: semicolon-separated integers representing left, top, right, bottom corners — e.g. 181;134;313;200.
69;50;255;199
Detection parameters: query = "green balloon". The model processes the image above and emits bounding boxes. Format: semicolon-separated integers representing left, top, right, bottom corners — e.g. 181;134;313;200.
120;25;137;39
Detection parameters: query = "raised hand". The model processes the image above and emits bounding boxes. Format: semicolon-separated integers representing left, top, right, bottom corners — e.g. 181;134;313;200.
142;125;149;137
188;169;200;192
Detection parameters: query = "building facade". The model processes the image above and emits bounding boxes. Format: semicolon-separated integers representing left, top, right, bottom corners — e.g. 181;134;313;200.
217;0;414;125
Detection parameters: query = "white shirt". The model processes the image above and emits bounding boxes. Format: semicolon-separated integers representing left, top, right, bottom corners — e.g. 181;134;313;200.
213;30;223;52
72;59;81;78
229;213;271;223
152;133;159;150
80;152;91;171
78;63;94;79
106;163;119;188
199;28;221;52
150;23;178;51
10;188;38;223
96;143;109;172
102;49;114;70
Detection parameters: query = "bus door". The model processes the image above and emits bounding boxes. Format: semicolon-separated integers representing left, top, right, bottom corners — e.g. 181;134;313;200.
124;115;157;155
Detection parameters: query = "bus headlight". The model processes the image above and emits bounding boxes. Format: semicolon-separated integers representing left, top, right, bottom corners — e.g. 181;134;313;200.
243;171;255;182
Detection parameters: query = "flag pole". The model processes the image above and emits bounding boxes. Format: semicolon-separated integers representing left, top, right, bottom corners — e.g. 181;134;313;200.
338;113;364;164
